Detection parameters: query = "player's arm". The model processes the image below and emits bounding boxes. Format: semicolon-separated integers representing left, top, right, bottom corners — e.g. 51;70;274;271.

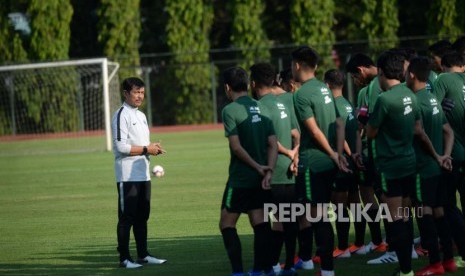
304;117;337;159
366;95;385;139
442;123;454;157
228;135;269;175
413;119;441;162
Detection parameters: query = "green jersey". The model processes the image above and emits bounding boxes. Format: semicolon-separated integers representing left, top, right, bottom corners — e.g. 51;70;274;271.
278;92;299;131
222;95;275;188
426;71;438;93
334;95;358;175
294;78;338;173
433;72;465;161
357;77;383;113
259;93;295;185
414;88;446;178
368;84;420;179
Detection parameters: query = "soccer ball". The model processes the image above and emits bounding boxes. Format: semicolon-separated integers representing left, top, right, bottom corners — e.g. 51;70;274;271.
152;165;164;177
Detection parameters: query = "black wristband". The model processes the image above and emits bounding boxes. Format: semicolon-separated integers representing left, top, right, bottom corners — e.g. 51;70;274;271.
142;146;148;155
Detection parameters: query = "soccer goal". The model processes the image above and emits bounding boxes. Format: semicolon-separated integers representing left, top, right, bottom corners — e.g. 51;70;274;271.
0;58;120;153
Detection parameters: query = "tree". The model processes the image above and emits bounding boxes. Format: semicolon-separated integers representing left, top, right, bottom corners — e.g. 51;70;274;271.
360;0;399;55
230;0;271;68
290;0;336;74
165;0;214;124
97;0;141;79
428;0;463;41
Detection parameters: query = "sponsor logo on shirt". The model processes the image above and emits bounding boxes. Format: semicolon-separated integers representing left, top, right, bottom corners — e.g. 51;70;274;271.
403;96;412;105
277;103;286;110
324;95;332;104
430;98;438;106
251;114;262;123
404;105;412;115
462;85;465;100
280;111;288;119
321;87;330;95
432;106;439;115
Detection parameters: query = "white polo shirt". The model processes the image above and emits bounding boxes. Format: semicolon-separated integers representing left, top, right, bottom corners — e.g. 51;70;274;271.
111;102;151;182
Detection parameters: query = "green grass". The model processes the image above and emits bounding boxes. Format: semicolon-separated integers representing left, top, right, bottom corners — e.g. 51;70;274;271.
0;129;435;275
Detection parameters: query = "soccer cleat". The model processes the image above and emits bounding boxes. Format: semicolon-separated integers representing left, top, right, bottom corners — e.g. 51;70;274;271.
411;245;418;259
414;262;445;276
348;244;367;255
333;248;351;258
399;271;414;276
312;255;320;264
364;241;388;253
414;245;428;257
273;263;282;274
454;256;465;268
367;251;398;264
119;259;143;269
315;270;335;276
137;255;167;264
294;258;314;270
413;237;421;245
442;258;458;272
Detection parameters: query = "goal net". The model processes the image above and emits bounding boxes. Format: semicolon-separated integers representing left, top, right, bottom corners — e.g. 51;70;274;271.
0;58;120;154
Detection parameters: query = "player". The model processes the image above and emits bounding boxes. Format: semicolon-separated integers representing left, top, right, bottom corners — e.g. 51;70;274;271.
323;69;365;259
111;77;167;268
292;46;348;276
250;63;300;276
406;57;457;275
219;67;278;276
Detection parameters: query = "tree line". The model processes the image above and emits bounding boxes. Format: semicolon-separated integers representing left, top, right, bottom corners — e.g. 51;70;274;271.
0;0;464;127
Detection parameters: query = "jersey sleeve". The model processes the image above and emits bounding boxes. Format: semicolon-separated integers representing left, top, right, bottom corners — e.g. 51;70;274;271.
222;106;237;137
433;75;448;102
357;87;368;108
368;95;387;128
112;110;132;155
294;92;314;122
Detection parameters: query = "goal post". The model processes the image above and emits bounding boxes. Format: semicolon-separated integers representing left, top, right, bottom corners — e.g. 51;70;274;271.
0;58;120;153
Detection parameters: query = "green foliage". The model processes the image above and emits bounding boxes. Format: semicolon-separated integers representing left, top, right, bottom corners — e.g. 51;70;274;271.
97;0;141;79
28;0;73;60
230;0;271;69
290;0;336;76
428;0;463;40
165;0;214;124
360;0;399;54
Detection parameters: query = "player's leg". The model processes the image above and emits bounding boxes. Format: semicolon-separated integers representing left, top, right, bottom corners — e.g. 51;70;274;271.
116;181;142;268
220;184;243;275
331;176;350;258
279;184;299;272
347;174;366;253
311;169;336;275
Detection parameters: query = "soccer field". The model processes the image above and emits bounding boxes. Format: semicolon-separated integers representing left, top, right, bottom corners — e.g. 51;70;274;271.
0;128;435;275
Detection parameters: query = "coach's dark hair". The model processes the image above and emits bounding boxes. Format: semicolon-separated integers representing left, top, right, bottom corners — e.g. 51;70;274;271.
250;63;276;88
428;39;452;57
345;53;375;74
122;77;145;92
390;47;417;61
279;68;293;84
408;57;431;82
324;69;345;89
377;50;405;81
223;67;249;92
441;52;465;68
291;46;320;69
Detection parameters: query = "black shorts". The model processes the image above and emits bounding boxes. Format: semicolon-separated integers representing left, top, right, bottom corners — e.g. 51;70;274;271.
296;167;336;204
381;174;415;198
333;174;359;193
415;174;447;208
221;182;272;213
271;184;297;204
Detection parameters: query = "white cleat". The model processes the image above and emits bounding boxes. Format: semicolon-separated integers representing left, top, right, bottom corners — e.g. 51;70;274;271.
120;259;143;269
138;255;167;264
367;251;398;264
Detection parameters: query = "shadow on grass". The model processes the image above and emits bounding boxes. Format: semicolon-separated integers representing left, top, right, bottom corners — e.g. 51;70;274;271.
0;234;430;276
0;235;255;276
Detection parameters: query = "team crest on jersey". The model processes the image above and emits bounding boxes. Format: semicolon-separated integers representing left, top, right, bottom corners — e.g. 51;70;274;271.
403;96;412;105
280;111;288;119
251;114;261;123
432;106;439;115
249;106;260;114
404;105;412;115
324;95;332;104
